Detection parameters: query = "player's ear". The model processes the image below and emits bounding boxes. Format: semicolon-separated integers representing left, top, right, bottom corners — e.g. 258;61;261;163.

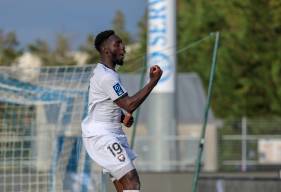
102;47;109;55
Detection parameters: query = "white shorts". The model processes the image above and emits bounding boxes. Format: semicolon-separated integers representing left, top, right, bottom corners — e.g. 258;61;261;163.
83;134;137;180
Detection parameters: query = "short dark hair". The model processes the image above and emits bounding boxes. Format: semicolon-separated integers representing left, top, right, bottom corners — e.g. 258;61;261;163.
94;30;115;52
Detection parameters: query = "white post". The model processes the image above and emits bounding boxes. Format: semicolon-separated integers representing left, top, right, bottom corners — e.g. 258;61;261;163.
147;0;177;170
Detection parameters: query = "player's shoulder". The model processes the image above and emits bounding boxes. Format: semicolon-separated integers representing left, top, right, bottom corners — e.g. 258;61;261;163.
92;64;118;84
95;63;114;74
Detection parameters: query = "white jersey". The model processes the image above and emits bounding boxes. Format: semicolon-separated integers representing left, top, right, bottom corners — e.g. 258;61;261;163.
81;63;128;137
81;63;137;179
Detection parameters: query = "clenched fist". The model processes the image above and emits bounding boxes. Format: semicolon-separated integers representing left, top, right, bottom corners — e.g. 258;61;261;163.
149;65;163;83
122;113;134;128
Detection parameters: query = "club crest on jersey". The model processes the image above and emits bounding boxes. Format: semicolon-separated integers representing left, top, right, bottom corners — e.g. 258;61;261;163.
113;83;124;96
117;154;126;162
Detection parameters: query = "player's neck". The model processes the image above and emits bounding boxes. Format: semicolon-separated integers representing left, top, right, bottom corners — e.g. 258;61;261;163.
100;58;116;71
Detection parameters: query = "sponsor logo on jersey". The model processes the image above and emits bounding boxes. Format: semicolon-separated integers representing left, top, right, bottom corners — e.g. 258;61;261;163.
113;83;124;96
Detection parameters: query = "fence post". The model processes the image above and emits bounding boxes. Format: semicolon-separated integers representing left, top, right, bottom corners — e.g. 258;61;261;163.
100;172;108;192
241;117;247;172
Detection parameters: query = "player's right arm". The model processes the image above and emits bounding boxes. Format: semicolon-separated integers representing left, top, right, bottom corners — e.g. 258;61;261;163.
114;65;162;114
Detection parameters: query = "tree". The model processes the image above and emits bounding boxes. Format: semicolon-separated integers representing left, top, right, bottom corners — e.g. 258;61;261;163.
212;0;281;117
52;34;75;66
28;39;51;65
112;10;132;44
79;34;99;64
0;30;22;66
28;33;77;66
112;10;143;72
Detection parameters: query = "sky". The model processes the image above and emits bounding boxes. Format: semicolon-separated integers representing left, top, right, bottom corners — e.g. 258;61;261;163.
0;0;147;49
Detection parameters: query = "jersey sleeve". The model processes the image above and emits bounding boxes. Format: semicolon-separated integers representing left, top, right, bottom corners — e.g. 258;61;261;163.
101;74;128;101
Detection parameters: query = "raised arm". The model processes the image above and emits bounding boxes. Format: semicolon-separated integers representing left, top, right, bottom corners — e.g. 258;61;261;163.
115;65;162;114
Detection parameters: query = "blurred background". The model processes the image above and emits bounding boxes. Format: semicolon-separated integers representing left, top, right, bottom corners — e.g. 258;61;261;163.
0;0;281;192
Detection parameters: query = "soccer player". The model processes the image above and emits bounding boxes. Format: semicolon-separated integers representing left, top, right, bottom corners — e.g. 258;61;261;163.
81;30;162;192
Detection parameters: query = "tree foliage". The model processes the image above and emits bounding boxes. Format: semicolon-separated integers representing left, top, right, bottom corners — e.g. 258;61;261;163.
112;10;132;44
53;34;76;66
112;10;144;73
79;34;99;64
0;30;22;66
28;34;75;66
137;0;281;118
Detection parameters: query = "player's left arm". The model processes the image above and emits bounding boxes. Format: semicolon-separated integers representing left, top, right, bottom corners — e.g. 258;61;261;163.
100;74;134;128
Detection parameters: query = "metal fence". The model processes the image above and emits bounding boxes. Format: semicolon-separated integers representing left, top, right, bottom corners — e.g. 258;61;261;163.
134;135;200;171
198;174;281;192
218;117;281;171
